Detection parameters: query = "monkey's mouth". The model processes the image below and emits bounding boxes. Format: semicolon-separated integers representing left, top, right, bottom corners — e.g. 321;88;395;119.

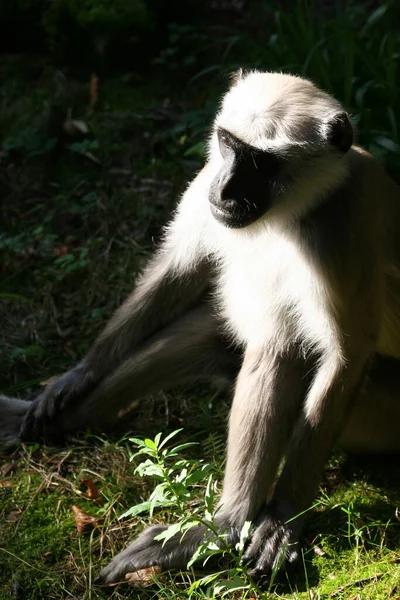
210;201;262;229
210;203;248;228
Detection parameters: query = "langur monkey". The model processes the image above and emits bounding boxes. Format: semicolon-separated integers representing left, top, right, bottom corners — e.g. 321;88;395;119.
1;70;400;583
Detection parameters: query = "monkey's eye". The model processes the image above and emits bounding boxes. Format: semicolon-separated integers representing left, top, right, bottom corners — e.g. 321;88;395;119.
218;131;234;158
220;134;231;148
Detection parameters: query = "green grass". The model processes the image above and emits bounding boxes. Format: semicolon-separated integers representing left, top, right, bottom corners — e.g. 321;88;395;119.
1;0;400;598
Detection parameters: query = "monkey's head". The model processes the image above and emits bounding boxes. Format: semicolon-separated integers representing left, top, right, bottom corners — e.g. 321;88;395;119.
208;70;353;229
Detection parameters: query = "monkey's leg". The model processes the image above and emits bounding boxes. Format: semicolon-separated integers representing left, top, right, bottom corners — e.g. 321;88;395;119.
22;261;211;432
96;347;309;585
19;304;241;443
243;351;371;577
22;162;217;429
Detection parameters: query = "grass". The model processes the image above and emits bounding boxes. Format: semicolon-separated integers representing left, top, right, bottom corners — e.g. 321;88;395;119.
1;0;400;598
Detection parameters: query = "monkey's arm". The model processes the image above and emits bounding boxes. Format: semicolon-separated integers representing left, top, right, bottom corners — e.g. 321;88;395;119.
20;164;216;441
243;194;385;576
243;350;372;576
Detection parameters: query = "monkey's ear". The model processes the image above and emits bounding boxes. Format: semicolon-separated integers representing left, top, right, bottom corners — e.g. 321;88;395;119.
327;112;353;153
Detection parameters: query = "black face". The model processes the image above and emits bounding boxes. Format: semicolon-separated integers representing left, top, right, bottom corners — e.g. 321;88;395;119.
208;128;286;228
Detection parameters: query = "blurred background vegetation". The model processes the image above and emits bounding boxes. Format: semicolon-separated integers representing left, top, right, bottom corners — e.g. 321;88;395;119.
1;1;400;598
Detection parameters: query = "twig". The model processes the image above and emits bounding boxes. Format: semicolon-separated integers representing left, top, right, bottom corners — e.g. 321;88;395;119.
330;573;383;597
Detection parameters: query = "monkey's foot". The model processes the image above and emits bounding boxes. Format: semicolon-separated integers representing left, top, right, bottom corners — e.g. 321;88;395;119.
243;510;300;579
95;525;203;585
0;395;31;445
95;521;239;585
95;510;302;586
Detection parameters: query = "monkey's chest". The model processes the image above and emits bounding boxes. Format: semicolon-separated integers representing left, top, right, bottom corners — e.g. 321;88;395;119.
218;244;332;353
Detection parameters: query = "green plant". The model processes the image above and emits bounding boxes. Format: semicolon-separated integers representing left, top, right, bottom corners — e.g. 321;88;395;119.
123;430;262;598
122;429;214;518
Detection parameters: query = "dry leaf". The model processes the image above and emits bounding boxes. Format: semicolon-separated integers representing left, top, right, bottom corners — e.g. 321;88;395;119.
71;505;102;534
81;478;99;499
1;463;15;476
125;566;161;588
54;245;72;257
89;73;99;114
81;478;105;506
0;480;12;488
6;510;22;522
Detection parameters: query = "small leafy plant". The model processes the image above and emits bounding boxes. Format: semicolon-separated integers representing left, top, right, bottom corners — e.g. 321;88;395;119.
123;429;261;598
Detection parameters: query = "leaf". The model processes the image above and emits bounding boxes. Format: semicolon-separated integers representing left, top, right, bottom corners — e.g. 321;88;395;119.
135;461;164;479
6;510;22;522
119;497;173;520
236;521;252;553
119;501;152;519
125;565;161;588
128;437;147;448
187;541;223;568
214;574;251;596
157;429;183;450
188;570;225;592
154;521;183;544
143;438;158;451
71;505;102;534
166;442;198;455
0;293;35;304
81;478;104;506
1;462;15;476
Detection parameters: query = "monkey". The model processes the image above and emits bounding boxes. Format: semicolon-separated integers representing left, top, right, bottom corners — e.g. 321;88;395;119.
1;70;400;584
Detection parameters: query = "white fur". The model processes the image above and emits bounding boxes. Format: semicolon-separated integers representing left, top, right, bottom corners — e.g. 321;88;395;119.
166;70;349;356
212;224;337;356
210;71;344;154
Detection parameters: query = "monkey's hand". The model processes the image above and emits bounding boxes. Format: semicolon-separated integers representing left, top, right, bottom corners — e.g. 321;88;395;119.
243;506;301;580
20;363;96;443
94;521;239;586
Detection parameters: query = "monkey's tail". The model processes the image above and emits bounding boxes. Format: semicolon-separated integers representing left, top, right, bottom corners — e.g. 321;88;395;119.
0;395;29;445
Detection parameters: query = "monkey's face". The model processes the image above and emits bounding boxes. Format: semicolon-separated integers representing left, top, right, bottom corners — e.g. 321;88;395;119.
208;128;287;228
208;71;353;229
